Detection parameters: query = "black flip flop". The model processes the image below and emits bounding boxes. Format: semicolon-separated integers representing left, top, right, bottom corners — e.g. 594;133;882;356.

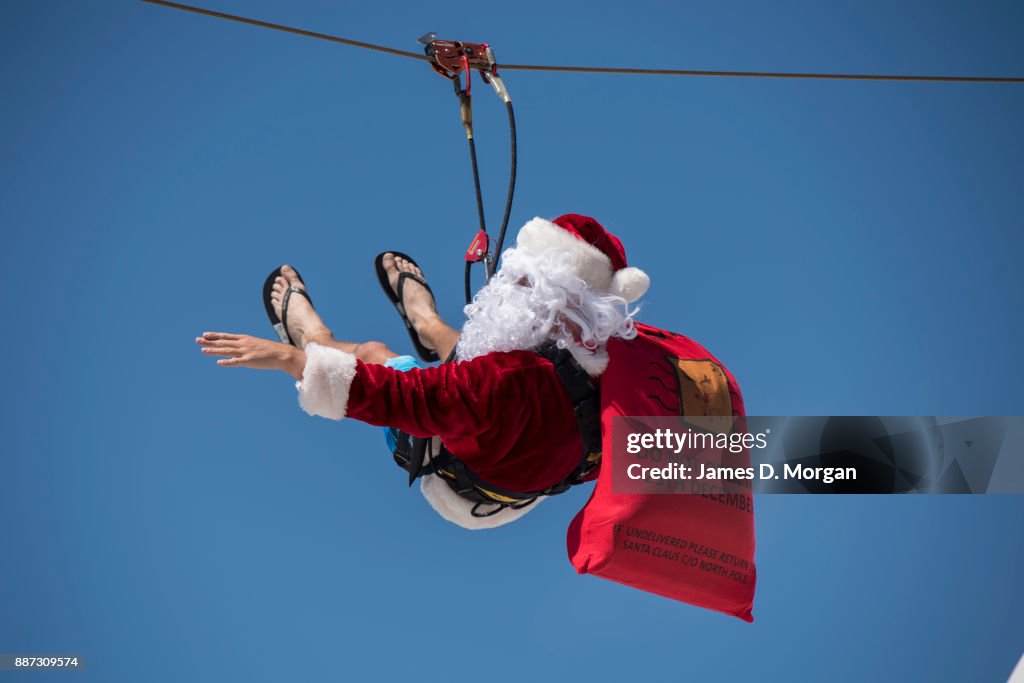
262;266;315;347
374;252;440;362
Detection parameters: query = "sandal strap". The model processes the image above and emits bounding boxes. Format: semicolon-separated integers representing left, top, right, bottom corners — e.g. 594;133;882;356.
395;272;434;326
281;286;312;347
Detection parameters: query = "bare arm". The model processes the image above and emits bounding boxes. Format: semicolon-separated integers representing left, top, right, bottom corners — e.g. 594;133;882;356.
196;332;306;380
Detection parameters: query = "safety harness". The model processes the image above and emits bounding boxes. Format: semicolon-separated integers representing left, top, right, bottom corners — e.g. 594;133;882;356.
391;342;603;518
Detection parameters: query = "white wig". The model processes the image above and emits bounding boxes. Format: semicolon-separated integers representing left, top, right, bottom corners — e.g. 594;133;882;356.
456;245;640;372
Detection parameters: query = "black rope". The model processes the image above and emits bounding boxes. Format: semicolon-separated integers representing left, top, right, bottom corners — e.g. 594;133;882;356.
491;101;517;274
461;96;515;296
454;75;490;305
463;130;486;304
497;63;1024;83
141;0;1024;84
140;0;428;61
466;135;487;235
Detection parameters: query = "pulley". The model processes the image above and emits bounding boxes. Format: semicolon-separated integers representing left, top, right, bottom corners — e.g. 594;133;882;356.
418;32;517;303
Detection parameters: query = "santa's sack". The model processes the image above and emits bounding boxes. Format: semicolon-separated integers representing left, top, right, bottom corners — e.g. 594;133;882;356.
566;324;756;621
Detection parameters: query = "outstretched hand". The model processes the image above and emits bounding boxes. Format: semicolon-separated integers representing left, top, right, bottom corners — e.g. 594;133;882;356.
196;332;305;380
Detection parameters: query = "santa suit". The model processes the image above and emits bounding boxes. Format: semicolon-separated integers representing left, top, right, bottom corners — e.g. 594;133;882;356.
296;343;599;529
296;214;651;529
293;214;756;616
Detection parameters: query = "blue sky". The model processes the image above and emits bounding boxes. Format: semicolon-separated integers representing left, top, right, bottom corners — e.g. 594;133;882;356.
1;1;1022;681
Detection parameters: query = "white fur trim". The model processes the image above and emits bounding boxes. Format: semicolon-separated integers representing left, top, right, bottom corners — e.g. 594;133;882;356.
516;217;614;290
295;343;357;420
420;471;544;530
610;266;650;303
568;344;609;376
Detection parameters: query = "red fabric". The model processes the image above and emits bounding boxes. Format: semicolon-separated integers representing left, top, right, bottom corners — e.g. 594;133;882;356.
346;351;584;494
566;323;757;621
552;214;628;272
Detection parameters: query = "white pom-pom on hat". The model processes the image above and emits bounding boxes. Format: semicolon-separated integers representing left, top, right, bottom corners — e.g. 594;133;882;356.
610;266;650;303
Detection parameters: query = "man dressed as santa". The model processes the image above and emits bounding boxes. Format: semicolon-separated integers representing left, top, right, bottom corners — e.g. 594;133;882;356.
196;215;648;528
197;214;757;618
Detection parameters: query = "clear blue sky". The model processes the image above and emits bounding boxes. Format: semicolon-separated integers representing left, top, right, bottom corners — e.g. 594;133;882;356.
1;1;1022;681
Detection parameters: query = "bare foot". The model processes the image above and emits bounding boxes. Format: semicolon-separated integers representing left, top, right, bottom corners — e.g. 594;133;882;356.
269;265;332;347
382;253;439;353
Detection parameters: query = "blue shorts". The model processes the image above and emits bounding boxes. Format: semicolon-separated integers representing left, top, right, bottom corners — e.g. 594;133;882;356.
382;355;423;452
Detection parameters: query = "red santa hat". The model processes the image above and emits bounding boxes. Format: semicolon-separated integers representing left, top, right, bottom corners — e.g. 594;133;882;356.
515;214;650;303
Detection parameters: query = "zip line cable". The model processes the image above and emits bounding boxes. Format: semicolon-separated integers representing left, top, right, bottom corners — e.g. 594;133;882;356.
141;0;1020;312
498;64;1024;83
140;0;1024;84
141;0;428;62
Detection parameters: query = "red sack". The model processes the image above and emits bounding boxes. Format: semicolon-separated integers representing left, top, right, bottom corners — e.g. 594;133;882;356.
567;323;756;621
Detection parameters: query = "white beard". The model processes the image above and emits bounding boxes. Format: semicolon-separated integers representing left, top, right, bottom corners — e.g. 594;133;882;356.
456;275;555;361
455;267;611;376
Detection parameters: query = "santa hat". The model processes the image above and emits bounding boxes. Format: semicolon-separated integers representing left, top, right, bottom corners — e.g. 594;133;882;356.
515;214;650;303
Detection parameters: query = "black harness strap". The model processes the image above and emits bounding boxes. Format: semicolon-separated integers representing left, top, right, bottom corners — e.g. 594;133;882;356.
392;343;602;517
542;343;602;464
391;429;430;487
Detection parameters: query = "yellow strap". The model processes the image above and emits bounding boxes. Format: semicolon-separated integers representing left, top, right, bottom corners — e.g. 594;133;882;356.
475;488;523;504
439;454;600;503
436;468;530;503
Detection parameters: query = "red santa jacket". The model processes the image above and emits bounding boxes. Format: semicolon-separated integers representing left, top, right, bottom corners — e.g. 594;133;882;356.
295;342;589;527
